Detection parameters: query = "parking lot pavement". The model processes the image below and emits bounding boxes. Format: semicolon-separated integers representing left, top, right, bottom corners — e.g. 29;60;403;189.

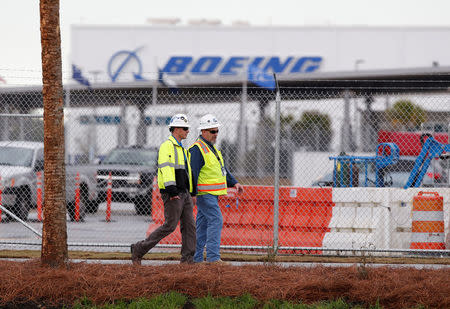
0;202;157;253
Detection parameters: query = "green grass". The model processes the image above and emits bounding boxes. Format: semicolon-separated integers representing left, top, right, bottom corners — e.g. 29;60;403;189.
72;292;187;309
192;293;258;309
70;292;388;309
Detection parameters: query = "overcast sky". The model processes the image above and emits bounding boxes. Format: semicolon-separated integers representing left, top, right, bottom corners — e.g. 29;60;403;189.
1;0;450;84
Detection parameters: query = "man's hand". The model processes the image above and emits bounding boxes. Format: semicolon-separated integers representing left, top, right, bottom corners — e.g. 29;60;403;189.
170;195;180;200
192;196;197;204
234;183;244;195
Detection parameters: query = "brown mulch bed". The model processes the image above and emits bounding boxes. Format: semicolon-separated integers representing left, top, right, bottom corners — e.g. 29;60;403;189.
0;260;449;308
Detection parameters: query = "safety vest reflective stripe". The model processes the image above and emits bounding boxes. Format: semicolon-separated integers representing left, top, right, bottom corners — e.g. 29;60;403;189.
411;232;445;243
196;141;210;153
197;183;227;191
164;181;177;187
173;143;179;164
158;162;175;168
412;211;444;221
173;142;186;169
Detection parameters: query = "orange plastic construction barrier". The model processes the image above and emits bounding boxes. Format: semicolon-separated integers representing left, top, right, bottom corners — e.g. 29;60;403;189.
147;183;334;253
410;191;446;250
106;172;112;222
36;172;43;222
219;186;334;252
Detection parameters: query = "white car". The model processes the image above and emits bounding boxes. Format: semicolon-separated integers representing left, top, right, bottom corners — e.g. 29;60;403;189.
0;141;97;221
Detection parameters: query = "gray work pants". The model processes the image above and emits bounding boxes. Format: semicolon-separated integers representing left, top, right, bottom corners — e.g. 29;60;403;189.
133;190;196;263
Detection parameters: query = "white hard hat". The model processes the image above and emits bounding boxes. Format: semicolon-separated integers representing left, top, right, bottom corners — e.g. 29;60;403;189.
168;113;190;128
198;114;221;130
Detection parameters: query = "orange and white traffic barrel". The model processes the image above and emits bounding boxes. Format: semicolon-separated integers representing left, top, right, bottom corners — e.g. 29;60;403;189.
410;191;445;250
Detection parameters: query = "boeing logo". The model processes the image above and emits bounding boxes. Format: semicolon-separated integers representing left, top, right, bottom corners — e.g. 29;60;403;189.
108;47;146;82
106;51;323;83
161;56;323;75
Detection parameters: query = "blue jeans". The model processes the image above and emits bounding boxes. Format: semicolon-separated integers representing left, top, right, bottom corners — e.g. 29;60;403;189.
194;194;223;262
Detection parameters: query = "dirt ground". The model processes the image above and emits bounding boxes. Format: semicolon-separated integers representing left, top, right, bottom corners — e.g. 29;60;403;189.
0;259;449;308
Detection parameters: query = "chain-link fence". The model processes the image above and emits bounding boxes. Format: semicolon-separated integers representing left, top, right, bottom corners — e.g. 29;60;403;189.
0;83;449;257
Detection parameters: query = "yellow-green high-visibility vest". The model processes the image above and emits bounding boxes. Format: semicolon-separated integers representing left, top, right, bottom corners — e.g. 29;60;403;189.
157;135;193;193
190;138;227;195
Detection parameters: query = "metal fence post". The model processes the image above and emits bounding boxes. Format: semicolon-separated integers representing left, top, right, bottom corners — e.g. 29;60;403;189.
340;89;351;152
273;75;281;252
236;79;247;177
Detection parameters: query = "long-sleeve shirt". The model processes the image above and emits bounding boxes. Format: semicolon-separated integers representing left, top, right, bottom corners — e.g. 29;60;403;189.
189;137;238;196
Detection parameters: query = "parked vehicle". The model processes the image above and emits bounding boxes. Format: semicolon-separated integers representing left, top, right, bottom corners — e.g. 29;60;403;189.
0;141;98;221
92;146;158;215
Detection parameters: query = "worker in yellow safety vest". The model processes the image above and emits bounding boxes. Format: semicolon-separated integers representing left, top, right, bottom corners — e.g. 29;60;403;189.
189;114;244;263
131;114;196;265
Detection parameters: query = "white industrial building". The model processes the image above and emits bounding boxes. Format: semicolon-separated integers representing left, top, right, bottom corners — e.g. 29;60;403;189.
71;25;450;82
68;24;450;157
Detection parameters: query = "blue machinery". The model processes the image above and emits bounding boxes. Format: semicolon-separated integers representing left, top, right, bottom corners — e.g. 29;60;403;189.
404;136;450;188
330;136;450;188
329;143;400;187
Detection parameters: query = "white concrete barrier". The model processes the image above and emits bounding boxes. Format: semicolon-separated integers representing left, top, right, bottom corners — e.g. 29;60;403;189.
323;188;449;253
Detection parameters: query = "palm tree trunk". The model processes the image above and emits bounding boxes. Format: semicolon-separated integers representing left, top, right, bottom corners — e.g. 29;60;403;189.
40;0;68;267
